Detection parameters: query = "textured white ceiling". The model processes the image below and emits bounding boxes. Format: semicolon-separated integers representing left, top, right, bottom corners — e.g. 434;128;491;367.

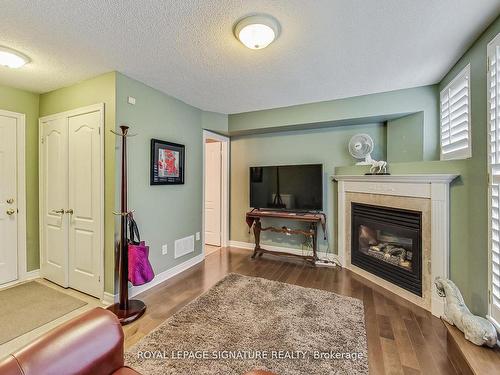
0;0;499;114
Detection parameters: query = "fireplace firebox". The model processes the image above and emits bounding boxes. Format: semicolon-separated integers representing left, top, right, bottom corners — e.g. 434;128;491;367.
351;203;422;296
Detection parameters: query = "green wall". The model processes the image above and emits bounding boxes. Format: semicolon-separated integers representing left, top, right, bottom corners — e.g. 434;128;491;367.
115;73;207;277
0;85;40;271
201;111;229;135
229;85;439;161
387;112;424;162
228;85;439;254
230;123;386;252
39;72;117;293
435;15;500;315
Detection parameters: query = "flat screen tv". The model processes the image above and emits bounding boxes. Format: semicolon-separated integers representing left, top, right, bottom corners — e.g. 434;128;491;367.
249;164;323;211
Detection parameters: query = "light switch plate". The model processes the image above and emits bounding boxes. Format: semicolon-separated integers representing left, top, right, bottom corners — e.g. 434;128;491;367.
162;244;168;255
195;232;200;241
127;96;136;105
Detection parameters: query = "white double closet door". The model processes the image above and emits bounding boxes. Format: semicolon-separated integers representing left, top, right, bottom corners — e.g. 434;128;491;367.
40;104;103;298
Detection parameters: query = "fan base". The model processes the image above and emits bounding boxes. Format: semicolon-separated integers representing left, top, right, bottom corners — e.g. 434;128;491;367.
364;172;391;175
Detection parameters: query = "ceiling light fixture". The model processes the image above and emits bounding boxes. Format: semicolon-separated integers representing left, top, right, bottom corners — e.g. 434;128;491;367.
234;14;280;50
0;46;30;68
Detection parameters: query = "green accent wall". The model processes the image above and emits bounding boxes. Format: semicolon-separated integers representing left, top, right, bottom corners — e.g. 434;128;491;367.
115;73;210;278
230;123;387;252
39;72;117;293
0;85;40;271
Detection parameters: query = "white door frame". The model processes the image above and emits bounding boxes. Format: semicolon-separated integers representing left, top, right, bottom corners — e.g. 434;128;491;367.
38;103;104;299
0;109;27;284
202;130;229;256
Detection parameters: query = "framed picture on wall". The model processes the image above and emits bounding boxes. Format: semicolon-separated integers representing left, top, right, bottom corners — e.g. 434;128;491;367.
150;139;185;185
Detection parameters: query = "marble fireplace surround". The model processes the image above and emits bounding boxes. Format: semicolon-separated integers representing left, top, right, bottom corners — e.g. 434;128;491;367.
333;174;458;317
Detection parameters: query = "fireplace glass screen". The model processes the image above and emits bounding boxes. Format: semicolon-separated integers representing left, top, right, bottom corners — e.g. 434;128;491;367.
351;203;422;296
359;226;414;272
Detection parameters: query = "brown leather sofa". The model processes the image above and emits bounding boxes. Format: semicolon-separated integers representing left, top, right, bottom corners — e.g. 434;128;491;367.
0;307;140;375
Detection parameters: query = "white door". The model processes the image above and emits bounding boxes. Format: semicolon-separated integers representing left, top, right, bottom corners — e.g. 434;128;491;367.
0;114;18;284
67;111;102;297
40;117;68;287
205;141;222;246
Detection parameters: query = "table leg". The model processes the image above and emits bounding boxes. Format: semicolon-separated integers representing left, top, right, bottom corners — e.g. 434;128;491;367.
252;218;261;258
311;222;318;262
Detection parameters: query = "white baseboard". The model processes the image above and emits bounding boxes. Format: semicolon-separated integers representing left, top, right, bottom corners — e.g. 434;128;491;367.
101;253;205;303
228;240;334;260
23;269;40;280
0;269;40;291
431;295;445;318
101;292;117;306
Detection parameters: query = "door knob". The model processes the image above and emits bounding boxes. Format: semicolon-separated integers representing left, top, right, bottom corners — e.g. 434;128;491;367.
6;209;15;216
65;209;74;214
51;209;65;214
6;198;14;204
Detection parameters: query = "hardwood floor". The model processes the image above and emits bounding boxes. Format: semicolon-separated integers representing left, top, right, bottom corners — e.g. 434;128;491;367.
123;247;459;375
205;244;221;256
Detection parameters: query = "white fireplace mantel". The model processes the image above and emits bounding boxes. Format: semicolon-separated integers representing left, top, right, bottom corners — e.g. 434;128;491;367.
333;174;459;317
333;174;458;183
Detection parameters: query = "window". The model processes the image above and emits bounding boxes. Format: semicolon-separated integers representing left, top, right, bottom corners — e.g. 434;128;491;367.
488;33;500;326
440;64;471;160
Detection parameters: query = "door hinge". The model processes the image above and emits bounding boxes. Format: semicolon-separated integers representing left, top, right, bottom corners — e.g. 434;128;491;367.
487;57;490;72
98;128;101;135
489;289;493;304
98;276;101;282
40;136;44;144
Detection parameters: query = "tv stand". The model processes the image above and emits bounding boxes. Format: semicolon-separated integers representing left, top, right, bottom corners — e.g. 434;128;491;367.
245;209;326;265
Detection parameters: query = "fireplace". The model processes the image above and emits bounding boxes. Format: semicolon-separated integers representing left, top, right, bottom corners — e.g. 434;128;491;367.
351;203;422;296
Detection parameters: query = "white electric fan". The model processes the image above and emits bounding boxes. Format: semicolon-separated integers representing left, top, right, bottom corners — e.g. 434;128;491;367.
348;134;374;165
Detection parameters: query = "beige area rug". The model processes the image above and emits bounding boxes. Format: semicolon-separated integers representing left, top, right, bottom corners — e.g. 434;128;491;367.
0;281;87;344
126;273;368;375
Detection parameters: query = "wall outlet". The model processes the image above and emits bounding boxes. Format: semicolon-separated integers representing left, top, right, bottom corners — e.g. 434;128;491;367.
127;96;136;105
195;232;200;241
162;244;168;255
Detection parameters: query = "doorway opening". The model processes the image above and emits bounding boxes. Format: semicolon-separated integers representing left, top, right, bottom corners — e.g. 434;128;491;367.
202;130;229;258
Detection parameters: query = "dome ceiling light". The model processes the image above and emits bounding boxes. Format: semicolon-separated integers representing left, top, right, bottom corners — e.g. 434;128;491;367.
0;46;30;68
234;14;281;50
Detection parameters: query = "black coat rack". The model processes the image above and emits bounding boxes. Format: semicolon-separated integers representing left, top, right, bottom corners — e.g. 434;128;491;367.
107;125;146;325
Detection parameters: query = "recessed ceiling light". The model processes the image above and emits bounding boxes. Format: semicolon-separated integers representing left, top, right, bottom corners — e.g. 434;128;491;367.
0;46;30;68
234;14;280;50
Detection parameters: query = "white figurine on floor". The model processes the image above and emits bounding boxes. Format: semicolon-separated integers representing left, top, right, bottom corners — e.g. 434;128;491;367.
435;277;498;347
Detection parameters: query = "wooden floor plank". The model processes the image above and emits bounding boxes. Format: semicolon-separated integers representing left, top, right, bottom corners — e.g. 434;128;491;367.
380;337;405;375
384;297;420;371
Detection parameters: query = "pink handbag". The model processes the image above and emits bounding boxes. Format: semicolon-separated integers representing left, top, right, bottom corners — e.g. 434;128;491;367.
128;215;154;286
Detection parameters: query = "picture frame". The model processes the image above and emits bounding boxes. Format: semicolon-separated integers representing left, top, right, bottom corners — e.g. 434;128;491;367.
150;138;185;185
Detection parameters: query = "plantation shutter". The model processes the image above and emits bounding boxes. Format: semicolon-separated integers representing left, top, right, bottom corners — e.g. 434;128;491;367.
488;33;500;325
440;65;471;160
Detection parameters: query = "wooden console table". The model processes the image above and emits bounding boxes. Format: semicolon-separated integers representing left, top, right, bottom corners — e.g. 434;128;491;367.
245;209;326;265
